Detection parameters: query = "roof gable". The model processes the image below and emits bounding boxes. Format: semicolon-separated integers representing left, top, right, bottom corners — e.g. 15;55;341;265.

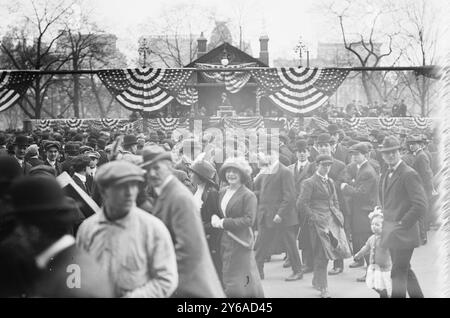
185;42;268;68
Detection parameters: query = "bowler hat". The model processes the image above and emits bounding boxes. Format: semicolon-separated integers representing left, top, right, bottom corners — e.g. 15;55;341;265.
95;161;145;188
316;133;331;145
123;134;138;148
219;157;252;184
188;160;217;186
295;139;308;152
316;154;333;165
349;142;369;154
13;135;29;147
9;176;73;214
140;145;173;169
328;124;339;135
379;136;401;152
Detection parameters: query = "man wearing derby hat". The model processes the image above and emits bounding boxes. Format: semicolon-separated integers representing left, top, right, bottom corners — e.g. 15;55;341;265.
13;135;32;175
77;160;178;298
140;145;224;297
43;141;62;175
340;143;379;281
297;154;352;298
2;176;114;297
116;134;143;165
378;135;427;298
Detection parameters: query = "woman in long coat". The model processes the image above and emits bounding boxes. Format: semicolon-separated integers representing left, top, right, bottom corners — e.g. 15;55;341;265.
188;160;223;281
212;157;264;298
298;155;352;298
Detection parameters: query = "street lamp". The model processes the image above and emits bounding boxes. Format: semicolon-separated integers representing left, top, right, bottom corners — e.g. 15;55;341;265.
138;37;151;68
295;39;309;68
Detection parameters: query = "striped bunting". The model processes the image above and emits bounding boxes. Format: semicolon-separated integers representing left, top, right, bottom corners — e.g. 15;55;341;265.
65;118;84;129
0;71;37;112
378;117;397;129
413;116;430;130
148;118;189;132
196;63;255;93
101;118;120;128
251;68;349;114
176;87;198;106
37;119;51;131
222;117;264;130
97;68;193;112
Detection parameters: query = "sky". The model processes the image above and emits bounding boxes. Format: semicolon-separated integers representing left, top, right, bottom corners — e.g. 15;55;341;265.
90;0;330;64
1;0;449;66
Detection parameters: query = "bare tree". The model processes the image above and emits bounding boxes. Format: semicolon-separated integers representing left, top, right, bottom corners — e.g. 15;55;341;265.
395;0;443;116
0;0;76;119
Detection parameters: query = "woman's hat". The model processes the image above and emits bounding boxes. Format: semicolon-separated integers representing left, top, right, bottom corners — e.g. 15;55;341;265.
379;136;401;152
218;157;252;183
140;145;173;169
188;160;217;186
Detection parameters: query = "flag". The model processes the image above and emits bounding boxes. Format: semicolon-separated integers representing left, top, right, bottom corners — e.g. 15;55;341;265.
97;68;193;112
0;71;37;112
251;68;349;114
196;63;255;93
176;87;198;106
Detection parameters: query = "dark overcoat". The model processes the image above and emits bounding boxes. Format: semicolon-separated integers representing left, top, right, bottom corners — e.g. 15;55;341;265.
152;177;225;298
219;185;264;298
379;161;427;249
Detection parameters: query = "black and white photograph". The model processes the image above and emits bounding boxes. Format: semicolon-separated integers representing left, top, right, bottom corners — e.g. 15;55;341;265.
0;0;449;300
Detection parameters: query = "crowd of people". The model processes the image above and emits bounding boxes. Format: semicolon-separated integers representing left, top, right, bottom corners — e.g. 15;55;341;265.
0;119;440;298
316;99;411;120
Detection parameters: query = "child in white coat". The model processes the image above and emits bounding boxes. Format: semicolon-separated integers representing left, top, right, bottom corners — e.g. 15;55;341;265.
354;209;392;298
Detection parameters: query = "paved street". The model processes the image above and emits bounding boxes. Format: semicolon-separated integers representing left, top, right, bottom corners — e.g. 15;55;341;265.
261;230;441;298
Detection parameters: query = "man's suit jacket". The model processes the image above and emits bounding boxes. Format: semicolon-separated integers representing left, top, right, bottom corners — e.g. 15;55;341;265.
152;177;225;298
257;162;298;228
379;161;427;249
72;174;92;196
288;161;315;195
412;150;434;196
342;161;379;234
44;159;63;176
332;143;350;164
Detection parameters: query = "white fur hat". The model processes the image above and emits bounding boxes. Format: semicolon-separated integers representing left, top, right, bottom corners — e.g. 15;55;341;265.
219;157;252;183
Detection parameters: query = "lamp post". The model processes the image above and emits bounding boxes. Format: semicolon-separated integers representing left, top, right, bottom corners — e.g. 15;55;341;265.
138;38;150;68
295;38;309;68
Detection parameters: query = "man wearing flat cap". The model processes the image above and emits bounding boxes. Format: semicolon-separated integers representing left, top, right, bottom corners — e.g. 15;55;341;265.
378;135;427;298
76;161;178;298
312;133;347;275
116;134;143;165
13;135;32;175
43;141;62;175
340;143;379;281
140;145;224;297
297;155;351;298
